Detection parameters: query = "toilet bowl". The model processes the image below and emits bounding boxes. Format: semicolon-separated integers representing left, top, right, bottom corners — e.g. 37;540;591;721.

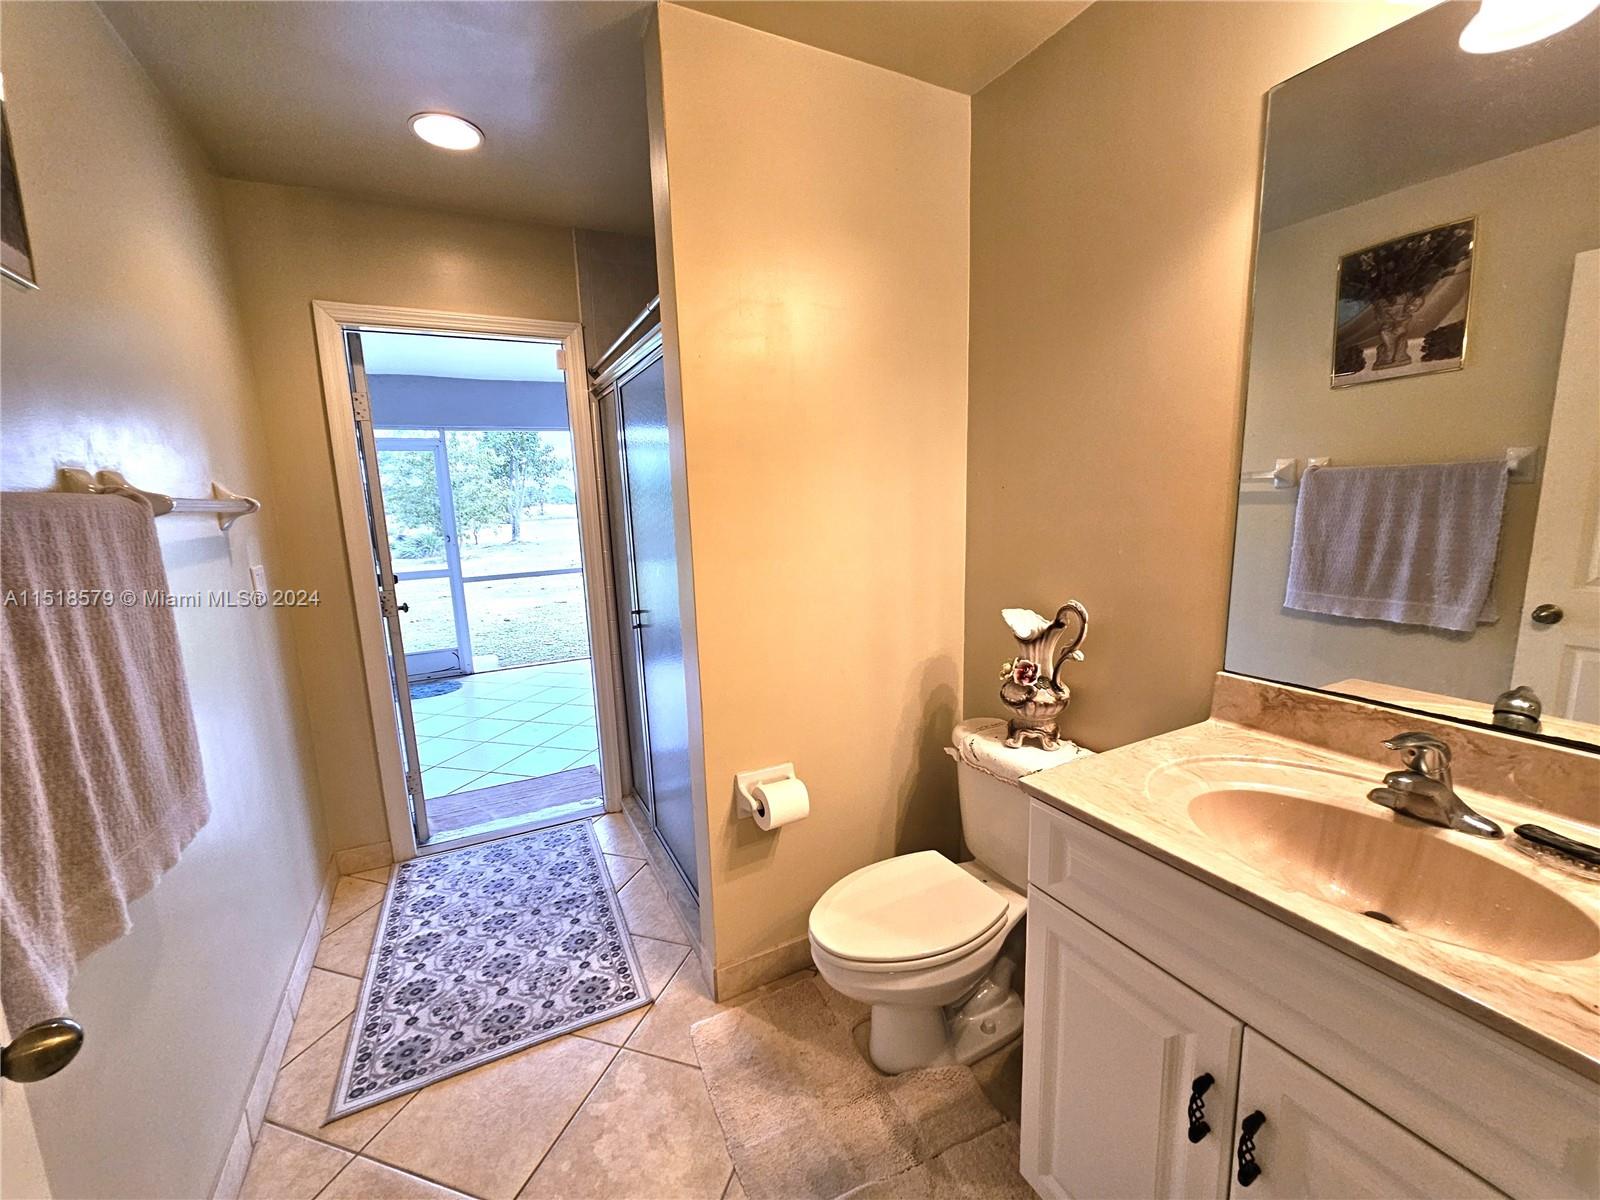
808;718;1088;1074
810;851;1027;1073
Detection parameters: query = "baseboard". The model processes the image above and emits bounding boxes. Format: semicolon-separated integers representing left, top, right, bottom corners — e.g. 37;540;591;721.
333;839;393;876
714;934;814;1002
210;855;341;1199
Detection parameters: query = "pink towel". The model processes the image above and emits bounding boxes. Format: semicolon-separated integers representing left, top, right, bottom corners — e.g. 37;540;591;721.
1;492;209;1028
1283;460;1507;634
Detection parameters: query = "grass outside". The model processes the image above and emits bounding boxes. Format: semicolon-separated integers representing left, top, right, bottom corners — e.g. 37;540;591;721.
395;506;592;669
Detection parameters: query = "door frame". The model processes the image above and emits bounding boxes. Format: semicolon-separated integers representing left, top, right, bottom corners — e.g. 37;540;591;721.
374;432;473;679
312;300;624;862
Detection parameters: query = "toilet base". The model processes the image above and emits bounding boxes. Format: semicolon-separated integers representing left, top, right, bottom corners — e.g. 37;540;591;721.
862;987;1024;1074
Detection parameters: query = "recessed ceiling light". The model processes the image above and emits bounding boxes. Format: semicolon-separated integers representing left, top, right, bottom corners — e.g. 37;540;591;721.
1459;0;1600;53
409;112;484;151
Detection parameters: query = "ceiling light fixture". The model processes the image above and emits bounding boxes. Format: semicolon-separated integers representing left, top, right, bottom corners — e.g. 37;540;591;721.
1458;0;1600;53
408;112;484;151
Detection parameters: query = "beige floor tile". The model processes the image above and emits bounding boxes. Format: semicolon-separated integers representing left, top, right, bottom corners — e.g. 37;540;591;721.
604;852;644;889
971;1039;1024;1125
265;1018;411;1151
315;905;382;979
575;935;690;1047
590;812;645;857
353;867;393;885
240;1124;351;1200
618;867;687;944
625;952;722;1067
363;1036;617;1200
517;1049;732;1200
326;878;387;935
318;1157;473;1200
284;970;360;1065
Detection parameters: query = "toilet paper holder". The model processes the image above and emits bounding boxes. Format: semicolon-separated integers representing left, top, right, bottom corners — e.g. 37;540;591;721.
734;763;796;820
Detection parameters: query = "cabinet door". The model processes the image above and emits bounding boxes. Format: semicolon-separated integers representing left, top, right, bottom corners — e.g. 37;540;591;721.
1022;890;1242;1200
1228;1031;1502;1199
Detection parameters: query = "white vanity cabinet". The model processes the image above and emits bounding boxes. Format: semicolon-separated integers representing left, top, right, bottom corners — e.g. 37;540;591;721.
1022;894;1241;1199
1022;892;1500;1200
1021;800;1595;1200
1232;1031;1498;1200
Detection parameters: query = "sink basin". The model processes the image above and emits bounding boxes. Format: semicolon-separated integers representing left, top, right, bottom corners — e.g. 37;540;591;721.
1154;758;1598;963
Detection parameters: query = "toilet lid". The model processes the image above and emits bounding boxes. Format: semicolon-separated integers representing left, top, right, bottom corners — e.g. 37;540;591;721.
809;852;1008;964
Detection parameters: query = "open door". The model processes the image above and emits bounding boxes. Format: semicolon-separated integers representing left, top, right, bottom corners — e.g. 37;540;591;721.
1512;251;1600;724
347;330;431;842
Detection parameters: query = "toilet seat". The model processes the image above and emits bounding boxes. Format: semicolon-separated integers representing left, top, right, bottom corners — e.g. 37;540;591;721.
809;851;1008;968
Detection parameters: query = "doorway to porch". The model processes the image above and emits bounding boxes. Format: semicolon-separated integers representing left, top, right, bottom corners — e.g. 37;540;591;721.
341;324;611;847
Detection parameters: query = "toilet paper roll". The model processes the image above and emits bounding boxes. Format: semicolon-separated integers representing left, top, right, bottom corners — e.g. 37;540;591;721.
751;776;809;830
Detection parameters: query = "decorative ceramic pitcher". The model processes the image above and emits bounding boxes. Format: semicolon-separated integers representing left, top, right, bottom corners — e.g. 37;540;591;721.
998;601;1089;750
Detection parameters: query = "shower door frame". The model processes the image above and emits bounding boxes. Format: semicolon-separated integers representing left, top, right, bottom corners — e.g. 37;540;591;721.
312;300;627;863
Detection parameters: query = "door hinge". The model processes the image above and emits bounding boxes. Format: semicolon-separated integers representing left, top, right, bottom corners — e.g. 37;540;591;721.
555;348;567;372
378;590;392;618
352;389;372;423
405;767;424;803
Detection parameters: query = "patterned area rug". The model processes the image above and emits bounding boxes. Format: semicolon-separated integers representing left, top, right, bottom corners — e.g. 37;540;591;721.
328;822;648;1120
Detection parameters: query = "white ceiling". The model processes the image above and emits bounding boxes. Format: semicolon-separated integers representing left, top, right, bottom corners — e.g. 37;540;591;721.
361;332;565;381
100;1;657;234
677;0;1090;94
100;0;1092;239
1262;1;1600;230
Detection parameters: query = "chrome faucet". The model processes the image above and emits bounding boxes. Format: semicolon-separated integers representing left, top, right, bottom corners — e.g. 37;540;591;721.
1367;732;1503;839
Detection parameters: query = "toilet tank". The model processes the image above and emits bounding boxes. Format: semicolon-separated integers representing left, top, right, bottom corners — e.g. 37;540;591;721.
955;761;1032;890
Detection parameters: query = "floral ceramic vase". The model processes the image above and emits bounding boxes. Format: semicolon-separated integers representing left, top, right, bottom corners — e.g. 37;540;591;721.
999;601;1089;750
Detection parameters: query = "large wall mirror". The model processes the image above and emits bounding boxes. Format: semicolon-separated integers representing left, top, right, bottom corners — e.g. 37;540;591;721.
1227;1;1599;747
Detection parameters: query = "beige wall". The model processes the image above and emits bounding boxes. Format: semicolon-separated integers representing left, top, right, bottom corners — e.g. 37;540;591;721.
650;5;971;981
574;227;658;367
965;2;1425;749
217;181;580;851
1229;129;1600;702
0;6;326;1197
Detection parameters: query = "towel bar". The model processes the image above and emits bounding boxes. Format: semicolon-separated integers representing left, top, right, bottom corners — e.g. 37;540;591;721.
57;467;261;531
1239;447;1537;490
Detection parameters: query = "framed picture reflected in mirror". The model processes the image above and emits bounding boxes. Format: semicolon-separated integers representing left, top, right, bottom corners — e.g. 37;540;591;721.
2;79;39;292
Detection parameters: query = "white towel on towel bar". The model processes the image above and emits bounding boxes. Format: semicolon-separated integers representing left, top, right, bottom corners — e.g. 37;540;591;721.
0;492;210;1028
1283;459;1507;633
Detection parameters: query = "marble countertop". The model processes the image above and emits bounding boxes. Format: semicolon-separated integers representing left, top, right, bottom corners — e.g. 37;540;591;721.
1021;718;1600;1081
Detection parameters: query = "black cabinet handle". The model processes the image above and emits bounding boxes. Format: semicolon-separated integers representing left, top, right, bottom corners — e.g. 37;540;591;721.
1236;1110;1266;1187
1186;1073;1214;1143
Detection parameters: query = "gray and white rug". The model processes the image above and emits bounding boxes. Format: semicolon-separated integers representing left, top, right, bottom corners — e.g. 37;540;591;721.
328;821;648;1120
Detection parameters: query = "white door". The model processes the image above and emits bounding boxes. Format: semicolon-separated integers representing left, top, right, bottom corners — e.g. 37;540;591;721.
1021;891;1241;1200
1228;1030;1501;1199
347;332;430;841
1512;250;1600;724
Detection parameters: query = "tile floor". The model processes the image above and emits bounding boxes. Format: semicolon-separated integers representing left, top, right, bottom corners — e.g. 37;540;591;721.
243;812;1023;1200
410;661;599;800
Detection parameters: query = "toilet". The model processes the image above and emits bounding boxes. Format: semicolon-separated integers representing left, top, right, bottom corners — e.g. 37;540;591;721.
809;718;1084;1074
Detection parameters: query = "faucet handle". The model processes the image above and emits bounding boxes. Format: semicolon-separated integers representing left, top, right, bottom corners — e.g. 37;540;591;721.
1383;732;1452;777
1384;731;1451;759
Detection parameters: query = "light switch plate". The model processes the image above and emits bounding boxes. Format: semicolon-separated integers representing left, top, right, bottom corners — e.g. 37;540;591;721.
250;564;268;595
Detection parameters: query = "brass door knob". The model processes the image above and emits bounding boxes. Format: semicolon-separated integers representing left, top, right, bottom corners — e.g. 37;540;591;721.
2;1018;84;1082
1531;604;1564;626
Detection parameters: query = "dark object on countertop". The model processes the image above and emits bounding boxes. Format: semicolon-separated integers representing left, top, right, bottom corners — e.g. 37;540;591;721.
1514;824;1600;873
